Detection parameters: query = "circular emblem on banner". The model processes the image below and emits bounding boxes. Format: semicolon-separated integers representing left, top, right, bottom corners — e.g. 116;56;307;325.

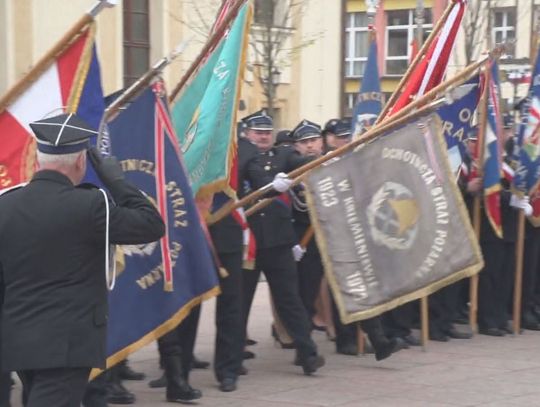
367;181;420;250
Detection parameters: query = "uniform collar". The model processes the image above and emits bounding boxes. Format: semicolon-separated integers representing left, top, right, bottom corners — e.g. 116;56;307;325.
32;170;74;186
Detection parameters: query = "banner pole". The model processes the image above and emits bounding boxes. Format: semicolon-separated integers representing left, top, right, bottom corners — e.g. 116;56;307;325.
376;1;455;123
208;56;492;226
470;196;481;333
513;212;526;335
421;296;429;350
101;40;191;124
0;0;117;114
467;66;491;334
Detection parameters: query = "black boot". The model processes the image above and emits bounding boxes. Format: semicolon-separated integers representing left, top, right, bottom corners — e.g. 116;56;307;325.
164;356;202;403
148;372;167;388
106;367;136;405
365;322;403;361
117;360;145;381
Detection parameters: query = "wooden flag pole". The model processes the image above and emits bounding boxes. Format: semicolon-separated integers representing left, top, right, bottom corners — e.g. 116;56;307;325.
299;226;315;249
376;2;455;123
0;0;116;114
208;54;493;226
168;0;247;103
420;297;430;350
470;196;481;333
100;40;191;126
469;63;491;333
513;213;526;335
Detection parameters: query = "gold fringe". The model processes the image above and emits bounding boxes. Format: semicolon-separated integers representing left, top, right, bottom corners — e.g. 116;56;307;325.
242;259;255;270
305;115;484;325
66;23;96;112
89;285;220;380
163;281;173;292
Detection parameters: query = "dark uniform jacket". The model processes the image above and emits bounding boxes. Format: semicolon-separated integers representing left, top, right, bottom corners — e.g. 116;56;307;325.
247;147;310;250
0;170;165;371
209;137;269;254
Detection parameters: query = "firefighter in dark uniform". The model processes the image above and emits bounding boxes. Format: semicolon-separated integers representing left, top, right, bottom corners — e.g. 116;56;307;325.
0;113;165;407
319;118;406;359
289;120;325;319
209;133;269;392
274;129;295;150
241;110;325;374
461;131;531;336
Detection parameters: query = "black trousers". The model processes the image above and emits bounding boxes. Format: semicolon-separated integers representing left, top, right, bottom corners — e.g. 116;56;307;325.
331;294;384;348
429;282;461;335
522;225;540;317
158;305;201;380
214;251;244;382
19;367;90;407
297;239;324;319
478;240;515;329
0;371;10;407
242;245;317;359
382;303;415;339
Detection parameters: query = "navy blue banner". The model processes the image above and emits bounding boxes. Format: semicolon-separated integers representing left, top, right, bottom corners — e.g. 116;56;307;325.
104;84;219;364
352;37;382;135
436;75;481;174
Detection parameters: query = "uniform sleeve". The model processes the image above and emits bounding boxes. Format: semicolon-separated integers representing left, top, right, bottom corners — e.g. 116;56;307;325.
91;179;165;245
285;150;313;172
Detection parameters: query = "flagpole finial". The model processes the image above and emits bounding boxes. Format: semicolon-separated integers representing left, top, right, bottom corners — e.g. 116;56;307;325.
88;0;117;18
365;0;379;20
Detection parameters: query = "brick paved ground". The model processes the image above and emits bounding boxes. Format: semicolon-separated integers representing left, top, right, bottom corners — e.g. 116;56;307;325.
10;282;540;406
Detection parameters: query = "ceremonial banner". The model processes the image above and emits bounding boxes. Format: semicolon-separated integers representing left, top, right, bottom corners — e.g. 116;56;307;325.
389;0;466;116
305;114;483;323
102;84;219;368
480;62;503;237
351;33;382;136
171;2;252;198
0;23;104;188
436;75;481;175
513;46;540;195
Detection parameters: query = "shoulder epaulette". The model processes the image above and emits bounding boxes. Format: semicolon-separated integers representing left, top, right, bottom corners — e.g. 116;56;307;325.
0;182;28;197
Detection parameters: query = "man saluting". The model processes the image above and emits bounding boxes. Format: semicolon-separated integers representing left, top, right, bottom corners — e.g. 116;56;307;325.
0;113;165;407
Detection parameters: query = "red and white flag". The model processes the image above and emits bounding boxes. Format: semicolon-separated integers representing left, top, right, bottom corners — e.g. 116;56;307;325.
388;0;466;116
0;24;102;189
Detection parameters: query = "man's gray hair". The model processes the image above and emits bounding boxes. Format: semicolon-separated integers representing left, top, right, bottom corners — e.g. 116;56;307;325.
36;150;83;167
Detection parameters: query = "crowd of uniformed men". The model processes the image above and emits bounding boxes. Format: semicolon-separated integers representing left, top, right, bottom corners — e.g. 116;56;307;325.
2;106;540;407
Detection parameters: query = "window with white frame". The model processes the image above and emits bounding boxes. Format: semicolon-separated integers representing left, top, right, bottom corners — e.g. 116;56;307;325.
386;9;432;75
492;8;516;57
345;12;370;78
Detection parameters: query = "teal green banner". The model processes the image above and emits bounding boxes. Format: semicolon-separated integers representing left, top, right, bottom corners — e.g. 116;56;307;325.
171;3;251;197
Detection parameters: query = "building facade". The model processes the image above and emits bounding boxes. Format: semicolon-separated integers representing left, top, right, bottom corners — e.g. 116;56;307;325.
1;0;540;133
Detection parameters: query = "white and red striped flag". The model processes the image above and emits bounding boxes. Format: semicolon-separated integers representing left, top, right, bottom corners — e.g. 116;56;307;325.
388;0;466;117
0;23;104;189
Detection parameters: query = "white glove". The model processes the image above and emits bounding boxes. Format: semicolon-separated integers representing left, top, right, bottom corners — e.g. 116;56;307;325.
510;194;532;215
272;172;293;193
523;203;533;217
292;244;306;262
